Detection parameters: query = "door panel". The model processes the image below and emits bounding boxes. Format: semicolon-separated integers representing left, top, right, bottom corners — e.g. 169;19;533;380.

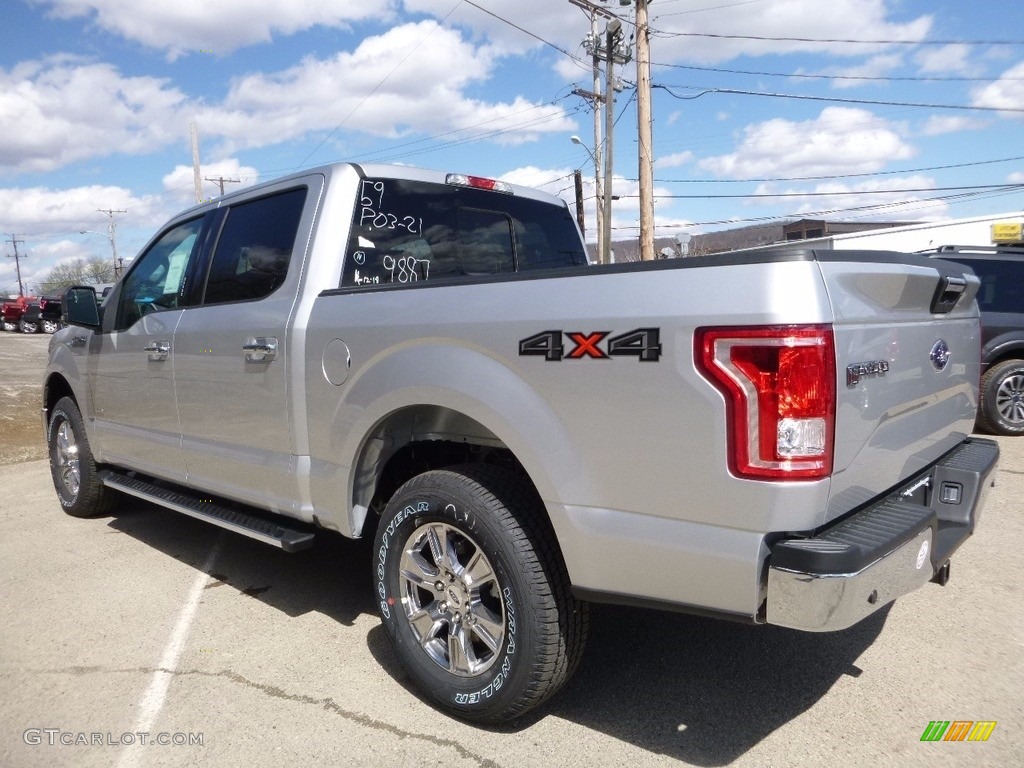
173;185;310;510
90;215;208;481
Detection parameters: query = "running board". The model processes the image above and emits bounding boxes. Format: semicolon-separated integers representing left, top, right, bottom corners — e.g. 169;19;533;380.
99;471;315;552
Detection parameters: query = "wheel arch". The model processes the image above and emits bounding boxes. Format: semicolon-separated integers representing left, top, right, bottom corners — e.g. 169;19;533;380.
330;343;592;543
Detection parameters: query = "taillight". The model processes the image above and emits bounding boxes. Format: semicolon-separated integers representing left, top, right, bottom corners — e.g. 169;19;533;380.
696;325;835;480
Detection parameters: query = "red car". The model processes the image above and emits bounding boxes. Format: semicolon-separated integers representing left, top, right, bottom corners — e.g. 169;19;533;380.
1;296;37;333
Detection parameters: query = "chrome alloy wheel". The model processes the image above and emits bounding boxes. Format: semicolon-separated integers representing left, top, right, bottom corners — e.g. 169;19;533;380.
996;372;1024;425
55;419;81;499
398;522;506;677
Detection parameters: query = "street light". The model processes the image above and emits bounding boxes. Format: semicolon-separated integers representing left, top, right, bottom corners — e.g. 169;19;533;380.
570;135;604;262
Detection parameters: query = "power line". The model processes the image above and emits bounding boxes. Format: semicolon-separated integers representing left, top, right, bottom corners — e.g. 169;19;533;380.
651;62;1024;84
649;30;1024;46
610;186;1023;230
654;84;1024;113
622;183;1024;200
648;155;1024;184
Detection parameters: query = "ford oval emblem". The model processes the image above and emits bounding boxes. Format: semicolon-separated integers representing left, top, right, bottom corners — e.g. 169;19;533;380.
930;340;950;372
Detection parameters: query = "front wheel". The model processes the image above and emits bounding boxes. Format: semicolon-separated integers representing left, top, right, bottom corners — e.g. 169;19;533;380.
47;397;116;517
373;465;587;723
978;359;1024;436
19;318;38;333
1;320;15;332
42;318;61;334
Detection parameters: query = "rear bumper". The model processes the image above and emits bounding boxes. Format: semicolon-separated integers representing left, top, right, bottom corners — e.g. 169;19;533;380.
766;437;999;632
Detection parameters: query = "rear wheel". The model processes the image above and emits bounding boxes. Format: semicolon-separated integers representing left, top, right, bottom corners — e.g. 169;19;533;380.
978;359;1024;436
373;465;587;723
47;397;116;517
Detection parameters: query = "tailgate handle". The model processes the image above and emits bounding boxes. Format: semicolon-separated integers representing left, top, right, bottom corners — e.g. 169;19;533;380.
931;276;967;315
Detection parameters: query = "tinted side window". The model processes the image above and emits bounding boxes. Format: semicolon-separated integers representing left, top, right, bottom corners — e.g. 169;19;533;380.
203;187;307;305
952;259;1023;314
341;178;587;288
115;217;205;331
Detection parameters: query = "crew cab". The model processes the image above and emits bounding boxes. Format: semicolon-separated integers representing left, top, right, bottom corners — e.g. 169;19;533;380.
44;163;998;723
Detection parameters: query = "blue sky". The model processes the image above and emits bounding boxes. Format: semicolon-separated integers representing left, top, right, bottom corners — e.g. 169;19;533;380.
2;0;1023;294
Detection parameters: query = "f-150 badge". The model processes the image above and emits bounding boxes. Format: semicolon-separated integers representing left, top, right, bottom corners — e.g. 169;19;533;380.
519;328;662;362
846;360;890;387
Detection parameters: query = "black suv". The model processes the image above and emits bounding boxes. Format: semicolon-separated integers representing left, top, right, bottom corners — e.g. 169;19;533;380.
926;245;1024;435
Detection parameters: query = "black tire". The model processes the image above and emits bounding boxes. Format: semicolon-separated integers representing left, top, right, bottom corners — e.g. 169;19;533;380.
42;319;61;334
20;318;38;333
372;465;587;723
978;359;1024;436
0;320;13;332
47;396;116;518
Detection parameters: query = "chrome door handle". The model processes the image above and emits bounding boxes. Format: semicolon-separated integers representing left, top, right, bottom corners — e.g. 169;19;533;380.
243;337;278;362
143;341;170;362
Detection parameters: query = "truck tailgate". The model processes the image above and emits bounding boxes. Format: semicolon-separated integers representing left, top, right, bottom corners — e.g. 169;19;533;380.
818;253;982;524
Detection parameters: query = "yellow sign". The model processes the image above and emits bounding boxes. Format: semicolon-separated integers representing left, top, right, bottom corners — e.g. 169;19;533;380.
991;222;1023;242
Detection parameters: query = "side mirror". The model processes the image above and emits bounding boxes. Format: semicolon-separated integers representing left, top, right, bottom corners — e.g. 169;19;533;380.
64;286;100;329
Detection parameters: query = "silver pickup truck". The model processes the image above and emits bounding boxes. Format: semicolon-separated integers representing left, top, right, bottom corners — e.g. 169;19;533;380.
44;162;999;723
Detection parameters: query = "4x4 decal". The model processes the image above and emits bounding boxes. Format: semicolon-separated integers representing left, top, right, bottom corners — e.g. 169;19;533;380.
519;328;662;362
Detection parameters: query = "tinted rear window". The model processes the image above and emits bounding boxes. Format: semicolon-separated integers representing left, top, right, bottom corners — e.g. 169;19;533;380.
341;178;587;288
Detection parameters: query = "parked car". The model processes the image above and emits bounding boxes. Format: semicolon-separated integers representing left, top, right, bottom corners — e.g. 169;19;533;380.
20;295;64;334
925;245;1024;435
2;295;37;332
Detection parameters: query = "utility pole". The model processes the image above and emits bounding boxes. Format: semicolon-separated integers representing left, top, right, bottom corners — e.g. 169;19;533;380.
190;122;203;204
5;234;26;296
98;209;127;278
636;0;655;261
204;176;241;197
603;18;622;265
570;0;615;261
573;170;586;235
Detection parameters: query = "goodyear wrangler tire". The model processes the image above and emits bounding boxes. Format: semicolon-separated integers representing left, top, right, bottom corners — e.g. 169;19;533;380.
373;465;587;723
47;397;116;518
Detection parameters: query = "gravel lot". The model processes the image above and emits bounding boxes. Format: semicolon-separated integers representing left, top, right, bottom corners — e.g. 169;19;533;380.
0;332;50;464
1;328;1021;768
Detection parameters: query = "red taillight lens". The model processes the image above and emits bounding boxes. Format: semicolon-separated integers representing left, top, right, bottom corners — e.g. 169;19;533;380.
696;325;836;480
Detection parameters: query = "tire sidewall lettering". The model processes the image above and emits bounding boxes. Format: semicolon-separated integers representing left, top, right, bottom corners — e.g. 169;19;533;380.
374;490;520;709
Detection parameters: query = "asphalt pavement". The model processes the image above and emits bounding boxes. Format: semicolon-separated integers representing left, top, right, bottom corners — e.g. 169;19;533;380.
0;330;1021;767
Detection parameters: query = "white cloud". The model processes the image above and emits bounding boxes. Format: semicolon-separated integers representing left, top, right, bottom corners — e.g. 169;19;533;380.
0;56;187;174
196;22;575;154
814;54;904;90
33;0;392;58
1009;171;1024;184
915;44;976;75
161;158;260;201
751;175;947;221
972;61;1024;117
0;185;166;235
698;107;914;179
0;185;172;294
920;115;989;136
637;0;931;65
657;151;694;169
1;23;576;176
